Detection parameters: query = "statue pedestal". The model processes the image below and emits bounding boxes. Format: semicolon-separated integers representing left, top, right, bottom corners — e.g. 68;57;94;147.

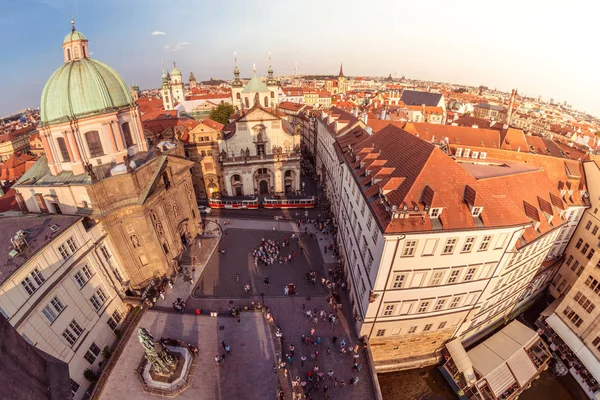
141;346;193;393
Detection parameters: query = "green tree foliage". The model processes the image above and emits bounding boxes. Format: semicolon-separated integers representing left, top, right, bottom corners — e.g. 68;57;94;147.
209;103;235;125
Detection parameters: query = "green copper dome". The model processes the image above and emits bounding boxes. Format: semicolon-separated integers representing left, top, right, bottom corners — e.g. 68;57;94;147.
63;30;86;44
40;58;134;126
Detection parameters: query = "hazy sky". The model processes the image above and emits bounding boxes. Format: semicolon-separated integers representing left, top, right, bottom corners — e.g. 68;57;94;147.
1;0;598;117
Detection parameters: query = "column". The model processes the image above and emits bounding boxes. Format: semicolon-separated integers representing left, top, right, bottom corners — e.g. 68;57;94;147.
41;132;59;175
66;130;85;175
104;123;118;153
110;121;125;151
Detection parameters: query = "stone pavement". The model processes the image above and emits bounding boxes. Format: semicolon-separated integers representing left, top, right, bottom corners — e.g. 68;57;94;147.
99;310;278;400
193;228;327;298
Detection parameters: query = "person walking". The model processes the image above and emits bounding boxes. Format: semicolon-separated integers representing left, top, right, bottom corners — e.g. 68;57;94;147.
225;345;231;356
301;355;307;367
236;273;240;282
220;340;227;351
289;344;295;357
215;355;221;365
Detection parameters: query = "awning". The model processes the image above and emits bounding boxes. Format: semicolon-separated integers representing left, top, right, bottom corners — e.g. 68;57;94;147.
486;363;517;396
446;338;476;384
546;313;600;383
506;348;537;386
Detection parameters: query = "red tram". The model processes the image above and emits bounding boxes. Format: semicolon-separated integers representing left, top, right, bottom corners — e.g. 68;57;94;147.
263;196;316;209
208;197;259;209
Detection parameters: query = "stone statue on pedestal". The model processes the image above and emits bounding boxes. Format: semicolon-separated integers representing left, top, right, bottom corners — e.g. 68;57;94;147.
138;327;176;374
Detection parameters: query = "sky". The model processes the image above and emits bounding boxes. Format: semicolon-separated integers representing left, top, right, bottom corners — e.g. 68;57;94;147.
1;0;598;117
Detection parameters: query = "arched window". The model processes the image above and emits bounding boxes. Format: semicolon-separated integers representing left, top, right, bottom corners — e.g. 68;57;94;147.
244;97;249;108
264;96;269;107
85;131;104;157
270;91;274;99
66;49;71;61
56;137;70;162
285;170;292;178
236;93;241;100
122;122;134;148
82;45;86;58
232;175;241;182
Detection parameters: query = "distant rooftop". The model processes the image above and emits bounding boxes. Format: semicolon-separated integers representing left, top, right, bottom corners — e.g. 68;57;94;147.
0;214;81;286
400;90;443;107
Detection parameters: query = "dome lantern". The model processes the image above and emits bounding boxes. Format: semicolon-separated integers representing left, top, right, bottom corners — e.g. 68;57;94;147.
62;18;89;62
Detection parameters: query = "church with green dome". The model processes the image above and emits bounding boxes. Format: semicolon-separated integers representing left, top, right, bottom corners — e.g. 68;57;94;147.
36;23;147;176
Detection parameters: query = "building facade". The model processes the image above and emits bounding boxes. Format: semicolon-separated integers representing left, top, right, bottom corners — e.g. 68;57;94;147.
231;62;279;111
218;105;301;196
185;118;225;199
0;215;128;399
15;26;201;289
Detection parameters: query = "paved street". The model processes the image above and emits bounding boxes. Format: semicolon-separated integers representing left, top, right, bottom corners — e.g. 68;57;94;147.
99;310;278;400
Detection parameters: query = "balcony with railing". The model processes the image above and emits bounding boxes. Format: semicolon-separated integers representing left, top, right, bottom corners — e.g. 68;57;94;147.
219;147;301;166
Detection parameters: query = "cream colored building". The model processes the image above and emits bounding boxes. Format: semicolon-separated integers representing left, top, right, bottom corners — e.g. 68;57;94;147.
538;160;600;398
231;62;278;111
218;105;300;196
0;214;128;399
324;123;575;371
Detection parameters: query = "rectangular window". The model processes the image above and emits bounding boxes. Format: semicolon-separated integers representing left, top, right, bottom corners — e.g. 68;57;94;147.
494;233;508;249
464;267;476;282
376;329;386;337
90;289;107;312
417;301;430;313
21;277;37;295
62;320;83;347
462;237;476;253
574;291;596;313
423;324;433;332
588;249;595;261
402;240;418;257
586;221;592;230
438;321;447;330
575;239;583;249
67;238;77;253
434;299;447;311
372;227;379;243
361;237;368;255
71;380;80;396
392;274;406;289
383;304;396;316
84;342;101;364
571;260;580;272
449;296;462;308
107;317;118;331
42;296;65;323
112;310;123;324
31;268;45;286
447;270;460;283
563;306;584;328
478;235;492;251
566;255;573;265
74;265;93;289
593;226;599;235
429;271;444;286
442;238;457;255
100;245;111;262
58;244;69;260
408;326;417;333
430;208;441;218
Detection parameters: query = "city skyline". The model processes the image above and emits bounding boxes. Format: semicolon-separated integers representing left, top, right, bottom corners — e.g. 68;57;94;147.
1;0;597;116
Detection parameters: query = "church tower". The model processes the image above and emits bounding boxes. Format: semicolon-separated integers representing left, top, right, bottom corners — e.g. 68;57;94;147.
189;72;197;89
161;67;174;110
266;52;278;107
170;62;185;104
338;63;346;94
231;52;244;110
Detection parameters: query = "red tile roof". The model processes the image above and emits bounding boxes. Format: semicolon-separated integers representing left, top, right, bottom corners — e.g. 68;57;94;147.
201;118;224;131
345;125;530;234
404;122;500;148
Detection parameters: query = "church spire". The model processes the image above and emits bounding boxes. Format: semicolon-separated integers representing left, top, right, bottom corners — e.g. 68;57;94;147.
71;16;75;32
232;51;242;87
267;51;276;86
339;63;344;78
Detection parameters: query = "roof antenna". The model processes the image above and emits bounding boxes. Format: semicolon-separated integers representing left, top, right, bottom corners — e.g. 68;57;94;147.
71;15;75;32
253;63;256;73
234;51;237;67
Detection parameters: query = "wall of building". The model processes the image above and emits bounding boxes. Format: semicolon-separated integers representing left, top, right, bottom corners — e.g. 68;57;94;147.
0;220;128;400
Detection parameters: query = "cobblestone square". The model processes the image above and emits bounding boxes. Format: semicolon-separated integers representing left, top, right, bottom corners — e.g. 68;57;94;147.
194;228;329;298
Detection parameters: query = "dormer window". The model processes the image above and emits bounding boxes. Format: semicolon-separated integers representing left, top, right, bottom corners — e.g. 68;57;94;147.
533;220;541;231
471;207;483;217
560;190;566;196
455;148;463;158
429;208;442;218
568;190;573;197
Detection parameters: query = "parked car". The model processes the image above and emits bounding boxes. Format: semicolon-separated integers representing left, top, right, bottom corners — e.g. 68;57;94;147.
198;206;212;214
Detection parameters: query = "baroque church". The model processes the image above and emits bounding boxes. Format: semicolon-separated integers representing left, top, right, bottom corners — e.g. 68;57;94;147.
217;59;301;197
15;23;202;290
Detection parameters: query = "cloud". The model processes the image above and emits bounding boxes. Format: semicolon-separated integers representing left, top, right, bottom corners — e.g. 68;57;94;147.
164;42;190;53
151;31;166;36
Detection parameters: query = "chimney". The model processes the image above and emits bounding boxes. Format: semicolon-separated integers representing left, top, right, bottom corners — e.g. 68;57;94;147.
421;104;426;121
363;112;368;124
381;107;387;120
506;89;516;126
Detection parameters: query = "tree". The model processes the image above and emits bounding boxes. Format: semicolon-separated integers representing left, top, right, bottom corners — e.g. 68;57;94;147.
83;369;98;382
209;103;235;125
101;345;113;360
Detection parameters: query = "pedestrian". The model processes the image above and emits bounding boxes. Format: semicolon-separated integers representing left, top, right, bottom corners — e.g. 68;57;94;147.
236;273;239;282
289;344;295;356
327;370;334;379
302;304;306;313
326;346;331;355
284;286;289;295
220;340;227;350
332;336;337;344
314;366;319;374
334;378;338;387
310;328;316;336
273;365;278;374
220;354;226;363
287;354;293;364
225;345;231;356
301;355;307;367
215;355;221;365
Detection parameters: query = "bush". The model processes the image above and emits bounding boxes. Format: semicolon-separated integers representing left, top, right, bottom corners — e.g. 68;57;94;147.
101;346;113;359
83;368;98;382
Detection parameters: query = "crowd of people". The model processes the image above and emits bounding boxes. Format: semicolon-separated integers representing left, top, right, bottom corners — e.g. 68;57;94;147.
252;236;300;268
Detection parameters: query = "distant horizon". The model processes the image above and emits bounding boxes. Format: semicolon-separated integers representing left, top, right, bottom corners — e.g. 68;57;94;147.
1;0;597;117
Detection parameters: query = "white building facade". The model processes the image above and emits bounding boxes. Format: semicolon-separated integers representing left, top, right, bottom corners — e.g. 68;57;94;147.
0;215;129;399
